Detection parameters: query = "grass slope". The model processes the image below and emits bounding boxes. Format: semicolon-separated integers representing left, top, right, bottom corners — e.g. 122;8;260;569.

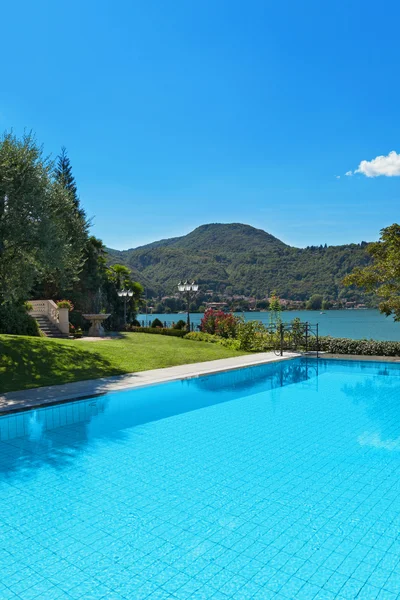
0;333;246;393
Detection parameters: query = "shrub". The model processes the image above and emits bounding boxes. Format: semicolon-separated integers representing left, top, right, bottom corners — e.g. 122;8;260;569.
69;310;88;331
173;319;187;330
130;327;187;337
236;320;274;351
57;300;74;311
69;323;85;338
185;331;241;350
185;331;219;343
151;318;164;328
200;309;239;338
0;303;40;336
218;337;241;350
187;321;278;352
309;336;400;357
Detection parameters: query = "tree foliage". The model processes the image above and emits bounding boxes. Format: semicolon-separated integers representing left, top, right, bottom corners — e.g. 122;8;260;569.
200;309;239;338
344;223;400;320
66;236;108;313
269;291;282;325
54;147;81;213
107;264;132;290
102;263;143;329
0;132;144;335
0;133;87;304
306;294;323;310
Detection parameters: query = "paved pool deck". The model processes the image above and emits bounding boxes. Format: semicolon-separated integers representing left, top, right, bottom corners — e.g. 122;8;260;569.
0;351;298;415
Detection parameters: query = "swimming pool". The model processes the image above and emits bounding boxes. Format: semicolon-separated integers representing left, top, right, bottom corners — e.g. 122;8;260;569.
1;357;400;599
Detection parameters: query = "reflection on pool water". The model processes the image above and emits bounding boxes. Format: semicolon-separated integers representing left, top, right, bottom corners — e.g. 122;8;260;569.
1;358;400;599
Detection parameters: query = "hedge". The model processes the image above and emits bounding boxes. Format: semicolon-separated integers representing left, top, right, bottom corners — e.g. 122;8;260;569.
185;331;219;343
0;304;40;336
309;336;400;357
129;327;187;338
186;331;400;357
185;331;241;349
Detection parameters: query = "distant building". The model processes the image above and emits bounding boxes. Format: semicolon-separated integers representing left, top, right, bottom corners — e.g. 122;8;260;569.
205;302;229;310
345;301;356;308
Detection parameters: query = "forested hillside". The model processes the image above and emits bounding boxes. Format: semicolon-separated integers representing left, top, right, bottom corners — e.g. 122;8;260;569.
107;223;371;300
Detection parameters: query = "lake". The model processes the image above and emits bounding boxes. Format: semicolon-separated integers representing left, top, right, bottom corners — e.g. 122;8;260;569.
137;309;400;341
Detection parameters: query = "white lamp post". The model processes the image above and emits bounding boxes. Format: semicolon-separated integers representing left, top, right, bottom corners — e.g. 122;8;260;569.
178;281;199;331
117;289;134;326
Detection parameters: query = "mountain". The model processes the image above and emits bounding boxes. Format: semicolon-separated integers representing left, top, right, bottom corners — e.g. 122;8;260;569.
106;223;371;300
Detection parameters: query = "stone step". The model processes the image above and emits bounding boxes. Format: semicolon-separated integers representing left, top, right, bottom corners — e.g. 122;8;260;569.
35;316;69;339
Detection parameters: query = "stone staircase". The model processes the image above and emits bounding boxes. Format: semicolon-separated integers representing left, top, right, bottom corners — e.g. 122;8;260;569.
35;316;69;339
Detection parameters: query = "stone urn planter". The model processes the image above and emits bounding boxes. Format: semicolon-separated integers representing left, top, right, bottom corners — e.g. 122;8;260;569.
82;314;111;337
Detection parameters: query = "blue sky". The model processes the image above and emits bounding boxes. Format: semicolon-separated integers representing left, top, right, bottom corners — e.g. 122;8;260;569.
2;0;400;250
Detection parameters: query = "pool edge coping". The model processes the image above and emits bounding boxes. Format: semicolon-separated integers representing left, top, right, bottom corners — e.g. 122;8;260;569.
321;353;400;363
0;352;299;416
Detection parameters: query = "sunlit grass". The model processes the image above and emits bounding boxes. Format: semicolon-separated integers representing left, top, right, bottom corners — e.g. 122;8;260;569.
0;333;246;393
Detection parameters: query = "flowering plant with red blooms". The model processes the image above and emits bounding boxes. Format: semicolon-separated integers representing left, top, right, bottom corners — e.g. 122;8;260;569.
200;309;239;338
57;300;74;311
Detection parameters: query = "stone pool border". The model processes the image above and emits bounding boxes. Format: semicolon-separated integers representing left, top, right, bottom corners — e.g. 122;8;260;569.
322;353;400;363
0;352;299;415
3;351;400;416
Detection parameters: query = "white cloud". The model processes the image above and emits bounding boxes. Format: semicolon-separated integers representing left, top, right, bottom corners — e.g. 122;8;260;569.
358;432;400;451
353;150;400;177
345;171;353;176
336;175;340;179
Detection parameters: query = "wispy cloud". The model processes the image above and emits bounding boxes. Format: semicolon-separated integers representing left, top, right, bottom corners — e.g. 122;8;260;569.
346;150;400;177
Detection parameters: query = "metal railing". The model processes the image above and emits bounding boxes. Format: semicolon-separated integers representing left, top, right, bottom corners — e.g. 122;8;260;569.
273;322;319;357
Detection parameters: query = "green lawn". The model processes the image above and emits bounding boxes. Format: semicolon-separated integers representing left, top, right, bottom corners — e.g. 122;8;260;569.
0;333;247;393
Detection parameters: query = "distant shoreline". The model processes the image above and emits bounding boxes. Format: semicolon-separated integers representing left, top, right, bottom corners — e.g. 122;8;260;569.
139;307;373;315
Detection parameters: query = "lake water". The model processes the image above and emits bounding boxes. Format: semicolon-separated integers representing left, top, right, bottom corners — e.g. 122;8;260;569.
137;309;400;341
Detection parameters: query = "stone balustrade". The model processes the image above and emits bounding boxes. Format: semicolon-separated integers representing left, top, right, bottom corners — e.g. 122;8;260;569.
29;300;70;334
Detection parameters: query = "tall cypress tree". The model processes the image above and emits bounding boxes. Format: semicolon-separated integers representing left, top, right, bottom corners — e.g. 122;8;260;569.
55;147;84;218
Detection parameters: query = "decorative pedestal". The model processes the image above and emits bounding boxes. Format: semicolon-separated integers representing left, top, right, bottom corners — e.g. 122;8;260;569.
82;314;111;337
58;307;70;335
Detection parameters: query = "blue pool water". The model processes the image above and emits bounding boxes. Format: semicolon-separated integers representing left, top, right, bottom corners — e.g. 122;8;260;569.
1;358;400;599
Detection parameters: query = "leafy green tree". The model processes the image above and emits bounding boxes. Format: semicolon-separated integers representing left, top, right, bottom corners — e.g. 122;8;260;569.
105;263;143;328
107;264;132;290
0;132;87;304
344;223;400;320
306;294;323;310
321;299;332;310
67;237;108;313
